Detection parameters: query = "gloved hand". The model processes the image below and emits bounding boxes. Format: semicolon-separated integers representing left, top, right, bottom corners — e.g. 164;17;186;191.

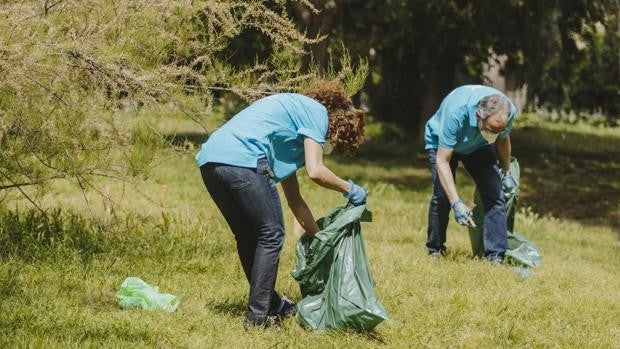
344;180;367;206
451;198;476;228
502;173;517;195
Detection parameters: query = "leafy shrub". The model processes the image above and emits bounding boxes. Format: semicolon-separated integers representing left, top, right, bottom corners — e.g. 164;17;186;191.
524;107;618;127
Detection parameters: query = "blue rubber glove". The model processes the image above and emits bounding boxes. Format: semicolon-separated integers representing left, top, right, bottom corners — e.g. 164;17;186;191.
502;174;517;195
344;180;367;206
451;198;476;228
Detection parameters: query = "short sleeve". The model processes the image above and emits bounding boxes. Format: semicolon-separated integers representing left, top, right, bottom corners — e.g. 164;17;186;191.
293;98;328;144
298;127;325;144
438;110;464;149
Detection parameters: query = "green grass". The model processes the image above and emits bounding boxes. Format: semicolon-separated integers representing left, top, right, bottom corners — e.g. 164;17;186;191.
1;120;619;348
510;120;620;228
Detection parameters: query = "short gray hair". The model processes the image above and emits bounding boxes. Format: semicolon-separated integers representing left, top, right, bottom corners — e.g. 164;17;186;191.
478;95;510;122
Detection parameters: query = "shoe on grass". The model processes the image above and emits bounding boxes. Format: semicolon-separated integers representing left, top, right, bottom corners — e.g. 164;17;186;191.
428;249;446;259
271;296;297;318
487;256;504;265
243;315;281;331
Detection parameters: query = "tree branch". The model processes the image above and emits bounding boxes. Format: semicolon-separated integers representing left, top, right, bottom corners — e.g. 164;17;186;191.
0;169;46;214
0;174;66;191
44;0;64;16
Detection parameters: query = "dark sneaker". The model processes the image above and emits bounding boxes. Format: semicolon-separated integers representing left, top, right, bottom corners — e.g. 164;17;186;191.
243;315;281;331
274;296;297;318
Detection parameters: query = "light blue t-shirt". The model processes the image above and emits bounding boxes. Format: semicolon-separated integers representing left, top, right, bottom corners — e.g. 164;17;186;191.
424;85;518;155
195;93;328;183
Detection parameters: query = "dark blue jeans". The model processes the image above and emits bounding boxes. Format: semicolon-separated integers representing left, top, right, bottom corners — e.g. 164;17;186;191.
200;159;284;321
426;147;507;259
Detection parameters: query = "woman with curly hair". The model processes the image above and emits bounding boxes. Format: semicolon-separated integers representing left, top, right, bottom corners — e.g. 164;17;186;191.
195;80;366;329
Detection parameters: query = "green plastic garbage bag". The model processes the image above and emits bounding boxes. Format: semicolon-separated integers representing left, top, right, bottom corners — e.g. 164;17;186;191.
506;232;542;268
291;204;388;331
468;157;542;267
116;277;180;312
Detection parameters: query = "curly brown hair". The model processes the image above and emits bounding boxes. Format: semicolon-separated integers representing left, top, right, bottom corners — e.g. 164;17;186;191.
302;80;365;156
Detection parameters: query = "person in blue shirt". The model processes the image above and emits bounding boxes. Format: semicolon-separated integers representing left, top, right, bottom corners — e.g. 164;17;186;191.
196;80;367;329
424;85;518;263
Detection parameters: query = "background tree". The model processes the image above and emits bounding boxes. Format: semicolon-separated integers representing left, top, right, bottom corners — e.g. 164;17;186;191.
291;0;342;72
501;0;620;117
292;0;619;144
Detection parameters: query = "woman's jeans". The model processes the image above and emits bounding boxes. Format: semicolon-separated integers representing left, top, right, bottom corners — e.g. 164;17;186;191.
426;147;507;259
200;159;284;322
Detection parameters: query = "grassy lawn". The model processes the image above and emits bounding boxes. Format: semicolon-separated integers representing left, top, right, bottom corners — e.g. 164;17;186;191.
1;118;619;348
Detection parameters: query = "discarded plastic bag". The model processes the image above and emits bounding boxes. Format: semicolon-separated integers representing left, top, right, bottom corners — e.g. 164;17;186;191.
468;157;542;267
506;232;542;268
291;204;388;331
116;277;180;312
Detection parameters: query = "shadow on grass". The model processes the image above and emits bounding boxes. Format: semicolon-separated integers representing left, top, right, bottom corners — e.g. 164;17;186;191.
353;126;620;230
511;127;620;229
211;298;246;317
210;297;387;342
444;248;478;261
163;127;620;230
164;132;208;148
0;208;104;263
334;159;431;193
329;137;432;193
347;137;426;167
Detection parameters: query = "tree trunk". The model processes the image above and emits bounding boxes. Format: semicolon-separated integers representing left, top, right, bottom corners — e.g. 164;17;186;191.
374;51;419;128
416;63;456;147
292;0;340;72
374;50;456;147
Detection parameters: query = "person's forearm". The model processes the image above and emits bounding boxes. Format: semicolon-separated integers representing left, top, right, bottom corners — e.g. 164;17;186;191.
495;137;512;172
307;165;350;194
288;200;320;234
436;160;459;204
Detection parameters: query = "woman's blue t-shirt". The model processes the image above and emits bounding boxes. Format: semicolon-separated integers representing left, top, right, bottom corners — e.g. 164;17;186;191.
195;93;328;183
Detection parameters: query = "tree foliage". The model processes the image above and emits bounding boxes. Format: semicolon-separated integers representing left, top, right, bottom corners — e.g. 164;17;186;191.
0;0;366;209
295;0;619;141
498;0;620;116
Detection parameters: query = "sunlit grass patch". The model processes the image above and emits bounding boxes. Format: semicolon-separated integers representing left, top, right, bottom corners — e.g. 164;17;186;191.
1;118;619;347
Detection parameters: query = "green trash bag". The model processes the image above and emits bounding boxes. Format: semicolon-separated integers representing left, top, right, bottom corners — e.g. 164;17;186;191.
291;204;388;331
116;277;180;312
468;157;542;267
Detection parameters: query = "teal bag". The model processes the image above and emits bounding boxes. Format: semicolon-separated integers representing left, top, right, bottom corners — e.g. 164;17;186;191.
116;277;180;312
468;157;542;267
291;204;388;331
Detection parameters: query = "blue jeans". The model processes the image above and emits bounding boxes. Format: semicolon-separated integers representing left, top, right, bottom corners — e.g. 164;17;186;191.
426;147;507;259
200;159;285;321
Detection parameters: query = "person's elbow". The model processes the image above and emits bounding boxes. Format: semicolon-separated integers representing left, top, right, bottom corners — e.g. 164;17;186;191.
436;147;453;165
436;154;451;167
305;165;324;182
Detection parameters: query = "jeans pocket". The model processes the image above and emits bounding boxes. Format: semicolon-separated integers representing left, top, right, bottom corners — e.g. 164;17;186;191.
230;179;251;190
215;166;252;190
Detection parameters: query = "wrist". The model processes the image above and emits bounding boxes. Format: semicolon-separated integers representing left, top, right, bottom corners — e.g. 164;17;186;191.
450;198;461;208
343;179;353;197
